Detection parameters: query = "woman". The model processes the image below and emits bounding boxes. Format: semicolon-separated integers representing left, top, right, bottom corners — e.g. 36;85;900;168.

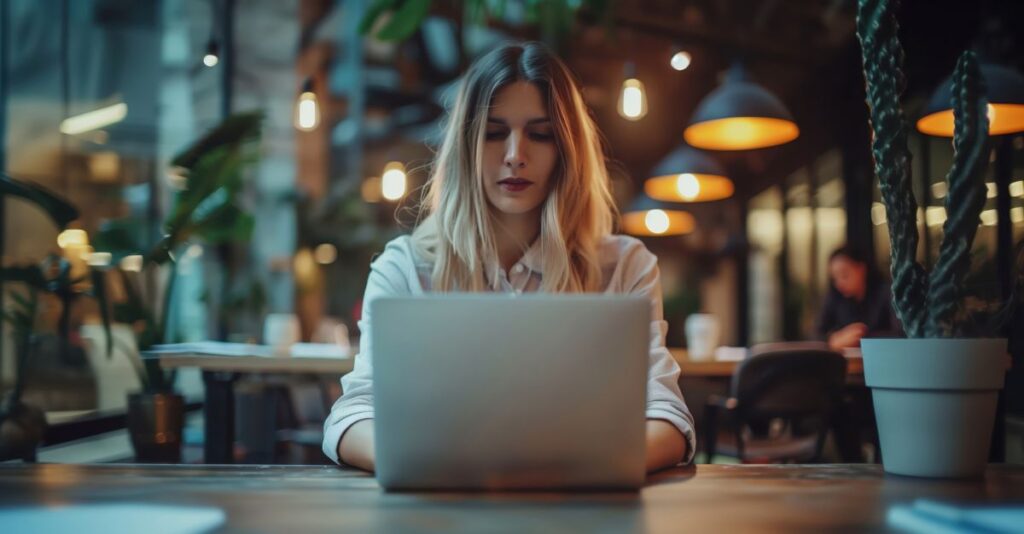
322;42;695;473
817;246;901;350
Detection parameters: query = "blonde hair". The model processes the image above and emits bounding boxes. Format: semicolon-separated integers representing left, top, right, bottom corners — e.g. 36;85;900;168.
411;42;617;292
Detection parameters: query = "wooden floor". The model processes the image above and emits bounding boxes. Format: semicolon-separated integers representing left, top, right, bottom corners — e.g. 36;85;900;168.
1;463;1021;532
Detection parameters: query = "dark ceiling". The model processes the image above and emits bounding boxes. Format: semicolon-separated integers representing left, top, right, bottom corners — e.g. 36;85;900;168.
360;0;1024;201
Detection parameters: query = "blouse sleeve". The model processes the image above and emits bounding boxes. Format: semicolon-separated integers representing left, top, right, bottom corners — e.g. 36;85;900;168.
321;238;412;464
623;242;697;464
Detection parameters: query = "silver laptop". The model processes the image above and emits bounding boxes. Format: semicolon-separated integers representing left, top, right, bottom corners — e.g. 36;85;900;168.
371;294;650;491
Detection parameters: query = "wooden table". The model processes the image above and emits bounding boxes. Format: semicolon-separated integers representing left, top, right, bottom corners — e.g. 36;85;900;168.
146;351;354;464
1;463;1021;532
670;348;864;378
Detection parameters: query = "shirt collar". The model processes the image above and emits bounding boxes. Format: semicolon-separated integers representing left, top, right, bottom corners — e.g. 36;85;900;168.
518;238;544;275
481;238;544;281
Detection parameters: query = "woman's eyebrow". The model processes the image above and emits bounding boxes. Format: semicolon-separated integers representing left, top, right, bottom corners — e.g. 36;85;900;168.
486;117;551;125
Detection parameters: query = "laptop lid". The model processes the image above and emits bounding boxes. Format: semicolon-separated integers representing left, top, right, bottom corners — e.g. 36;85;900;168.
372;294;649;491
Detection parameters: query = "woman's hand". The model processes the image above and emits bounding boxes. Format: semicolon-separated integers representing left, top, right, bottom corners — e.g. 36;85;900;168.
828;322;868;351
338;419;376;472
645;419;688;473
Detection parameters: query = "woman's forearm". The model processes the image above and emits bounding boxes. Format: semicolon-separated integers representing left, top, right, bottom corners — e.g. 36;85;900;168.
645;419;688;472
339;418;685;474
338;419;376;472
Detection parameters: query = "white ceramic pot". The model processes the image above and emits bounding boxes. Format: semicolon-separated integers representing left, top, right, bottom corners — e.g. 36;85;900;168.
861;338;1009;478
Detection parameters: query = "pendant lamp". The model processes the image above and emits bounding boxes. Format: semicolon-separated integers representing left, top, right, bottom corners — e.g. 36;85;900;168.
684;63;799;151
621;194;696;237
917;63;1024;137
645;146;733;202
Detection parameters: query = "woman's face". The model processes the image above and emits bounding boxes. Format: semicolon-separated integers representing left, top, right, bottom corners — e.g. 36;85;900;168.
829;256;867;299
481;81;558;218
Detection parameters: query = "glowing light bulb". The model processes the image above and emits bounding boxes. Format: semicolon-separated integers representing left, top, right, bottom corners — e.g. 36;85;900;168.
670;51;691;71
676;173;701;201
59;103;127;135
120;255;143;272
85;252;112;266
926;207;947;227
871;203;887;226
57;229;88;249
314;243;337;265
381;162;407;201
644;209;670;234
295;87;320;131
203;39;219;68
618;78;647;120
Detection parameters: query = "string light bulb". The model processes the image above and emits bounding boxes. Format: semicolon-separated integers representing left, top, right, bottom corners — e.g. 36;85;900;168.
381;162;407;201
617;62;648;121
295;79;320;131
670;50;691;71
203;39;219;67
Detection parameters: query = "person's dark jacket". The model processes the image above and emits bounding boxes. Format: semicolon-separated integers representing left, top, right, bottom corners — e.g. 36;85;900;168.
816;279;903;340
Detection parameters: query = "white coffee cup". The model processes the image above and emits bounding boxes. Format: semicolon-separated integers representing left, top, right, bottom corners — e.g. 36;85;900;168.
685;313;720;362
264;313;300;355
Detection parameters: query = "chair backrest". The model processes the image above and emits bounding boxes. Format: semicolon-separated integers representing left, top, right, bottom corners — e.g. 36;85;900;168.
730;345;847;423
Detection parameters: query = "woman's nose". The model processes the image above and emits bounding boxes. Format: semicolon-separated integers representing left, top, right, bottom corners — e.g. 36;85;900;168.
504;133;526;169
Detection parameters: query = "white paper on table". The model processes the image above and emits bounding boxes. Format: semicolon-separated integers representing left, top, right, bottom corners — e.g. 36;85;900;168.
713;346;748;362
289;342;351;359
0;503;226;534
145;342;272;357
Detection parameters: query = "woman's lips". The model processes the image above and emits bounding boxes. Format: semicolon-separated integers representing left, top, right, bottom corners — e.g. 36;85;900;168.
498;178;533;192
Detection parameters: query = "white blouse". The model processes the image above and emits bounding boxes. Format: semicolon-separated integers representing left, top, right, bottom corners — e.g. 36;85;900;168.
322;233;696;464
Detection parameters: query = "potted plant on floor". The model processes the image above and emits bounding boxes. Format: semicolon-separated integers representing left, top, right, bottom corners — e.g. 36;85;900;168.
95;112;263;462
0;175;112;461
856;0;1016;477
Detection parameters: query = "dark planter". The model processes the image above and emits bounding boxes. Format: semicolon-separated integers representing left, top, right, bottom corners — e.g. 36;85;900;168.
0;401;47;462
127;392;184;463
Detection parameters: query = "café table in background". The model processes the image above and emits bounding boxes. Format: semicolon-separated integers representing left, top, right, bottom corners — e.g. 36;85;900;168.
670;347;865;378
144;342;354;464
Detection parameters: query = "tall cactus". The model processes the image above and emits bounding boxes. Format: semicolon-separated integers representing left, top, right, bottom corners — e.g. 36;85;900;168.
856;0;990;338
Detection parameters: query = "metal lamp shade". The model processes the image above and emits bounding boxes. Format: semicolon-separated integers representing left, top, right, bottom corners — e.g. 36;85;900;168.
645;146;734;202
917;63;1024;137
621;194;696;237
684;65;799;151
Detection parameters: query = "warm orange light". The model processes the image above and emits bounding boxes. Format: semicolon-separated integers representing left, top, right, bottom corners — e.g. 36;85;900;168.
916;103;1024;137
684;117;799;150
645;173;734;202
622;209;695;237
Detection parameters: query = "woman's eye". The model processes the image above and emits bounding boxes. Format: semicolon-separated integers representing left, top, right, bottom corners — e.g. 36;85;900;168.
485;130;508;140
528;131;554;142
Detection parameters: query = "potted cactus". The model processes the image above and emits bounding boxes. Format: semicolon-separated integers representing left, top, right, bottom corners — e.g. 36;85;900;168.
856;0;1013;477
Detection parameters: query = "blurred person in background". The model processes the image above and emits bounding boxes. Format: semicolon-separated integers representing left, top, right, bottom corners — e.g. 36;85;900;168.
817;245;901;351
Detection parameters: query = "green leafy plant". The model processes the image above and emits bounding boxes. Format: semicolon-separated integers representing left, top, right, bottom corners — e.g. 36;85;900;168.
94;112;264;392
359;0;613;47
